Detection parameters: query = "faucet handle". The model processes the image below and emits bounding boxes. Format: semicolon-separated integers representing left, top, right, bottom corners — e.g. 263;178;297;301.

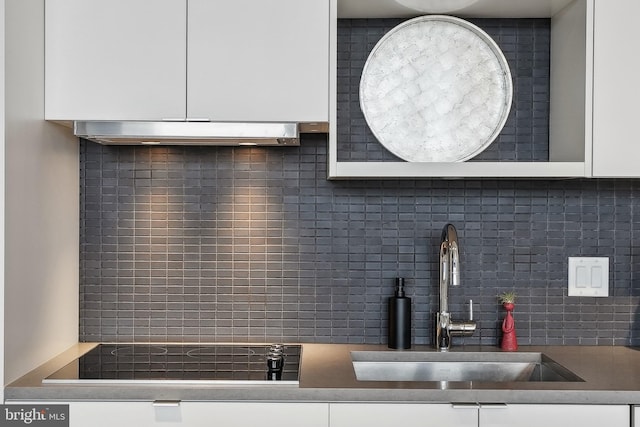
449;321;477;337
449;300;477;338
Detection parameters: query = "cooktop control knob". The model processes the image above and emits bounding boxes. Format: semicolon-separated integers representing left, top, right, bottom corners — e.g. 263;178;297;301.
267;344;285;380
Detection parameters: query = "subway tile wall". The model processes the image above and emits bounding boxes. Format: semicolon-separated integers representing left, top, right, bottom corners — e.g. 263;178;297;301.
79;18;640;346
80;136;640;346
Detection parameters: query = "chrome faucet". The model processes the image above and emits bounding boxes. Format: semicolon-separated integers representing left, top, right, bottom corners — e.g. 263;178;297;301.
435;224;476;351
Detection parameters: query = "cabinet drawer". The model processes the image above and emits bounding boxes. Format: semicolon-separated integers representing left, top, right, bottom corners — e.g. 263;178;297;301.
479;404;630;427
11;401;329;427
329;403;477;427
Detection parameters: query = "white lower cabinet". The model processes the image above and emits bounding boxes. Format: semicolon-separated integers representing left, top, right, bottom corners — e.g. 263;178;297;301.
13;401;329;427
329;403;477;427
634;406;639;427
10;401;632;427
329;403;631;427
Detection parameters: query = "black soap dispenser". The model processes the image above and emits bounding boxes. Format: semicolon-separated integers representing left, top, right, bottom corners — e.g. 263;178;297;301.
388;278;411;349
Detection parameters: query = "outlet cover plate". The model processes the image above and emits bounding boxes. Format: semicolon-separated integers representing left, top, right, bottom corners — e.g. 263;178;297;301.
568;257;609;297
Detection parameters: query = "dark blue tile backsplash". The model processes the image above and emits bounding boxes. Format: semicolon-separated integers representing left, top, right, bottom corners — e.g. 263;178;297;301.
79;18;640;346
79;135;640;346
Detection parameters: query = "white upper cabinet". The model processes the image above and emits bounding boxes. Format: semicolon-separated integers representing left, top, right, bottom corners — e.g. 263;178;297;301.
45;0;187;121
45;0;330;123
591;0;640;177
187;0;329;122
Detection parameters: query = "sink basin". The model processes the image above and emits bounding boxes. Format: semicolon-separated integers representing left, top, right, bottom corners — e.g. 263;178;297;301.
351;351;583;382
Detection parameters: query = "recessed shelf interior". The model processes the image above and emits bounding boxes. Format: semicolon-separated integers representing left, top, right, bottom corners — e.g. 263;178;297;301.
328;0;590;178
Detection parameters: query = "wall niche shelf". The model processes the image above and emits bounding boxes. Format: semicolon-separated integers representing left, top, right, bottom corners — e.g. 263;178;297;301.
328;0;592;179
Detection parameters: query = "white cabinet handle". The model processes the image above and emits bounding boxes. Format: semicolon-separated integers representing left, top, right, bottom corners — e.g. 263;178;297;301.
451;403;480;409
480;403;508;410
161;118;210;122
450;403;508;410
153;400;181;407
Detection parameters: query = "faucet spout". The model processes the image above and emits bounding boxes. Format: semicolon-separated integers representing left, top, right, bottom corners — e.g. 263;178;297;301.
439;224;460;313
435;224;476;351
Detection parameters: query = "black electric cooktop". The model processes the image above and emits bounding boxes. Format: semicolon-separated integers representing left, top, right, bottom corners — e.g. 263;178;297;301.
43;344;301;385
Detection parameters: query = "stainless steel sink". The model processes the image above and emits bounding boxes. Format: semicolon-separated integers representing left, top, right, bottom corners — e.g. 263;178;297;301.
351;351;583;382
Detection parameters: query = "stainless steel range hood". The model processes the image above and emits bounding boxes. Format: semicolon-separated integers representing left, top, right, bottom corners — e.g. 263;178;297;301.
73;121;300;146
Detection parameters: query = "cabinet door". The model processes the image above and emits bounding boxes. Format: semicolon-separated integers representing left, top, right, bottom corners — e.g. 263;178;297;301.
479;404;630;427
329;403;477;427
187;0;329;122
592;0;640;177
45;0;187;121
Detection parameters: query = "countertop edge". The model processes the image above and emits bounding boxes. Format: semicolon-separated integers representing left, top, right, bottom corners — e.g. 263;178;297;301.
5;387;640;405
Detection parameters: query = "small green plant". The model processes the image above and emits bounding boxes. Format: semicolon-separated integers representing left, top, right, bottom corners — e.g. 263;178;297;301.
498;291;517;304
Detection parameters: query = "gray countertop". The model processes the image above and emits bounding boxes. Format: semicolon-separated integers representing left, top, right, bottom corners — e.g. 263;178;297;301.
5;343;640;404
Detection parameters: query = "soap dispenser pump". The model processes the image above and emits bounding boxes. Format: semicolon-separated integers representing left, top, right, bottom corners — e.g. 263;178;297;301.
388;278;411;349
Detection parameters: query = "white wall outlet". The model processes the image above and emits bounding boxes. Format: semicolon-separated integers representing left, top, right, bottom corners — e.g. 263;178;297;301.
568;257;609;297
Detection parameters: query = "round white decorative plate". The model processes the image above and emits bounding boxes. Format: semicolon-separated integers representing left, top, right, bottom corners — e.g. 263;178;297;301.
359;15;513;162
